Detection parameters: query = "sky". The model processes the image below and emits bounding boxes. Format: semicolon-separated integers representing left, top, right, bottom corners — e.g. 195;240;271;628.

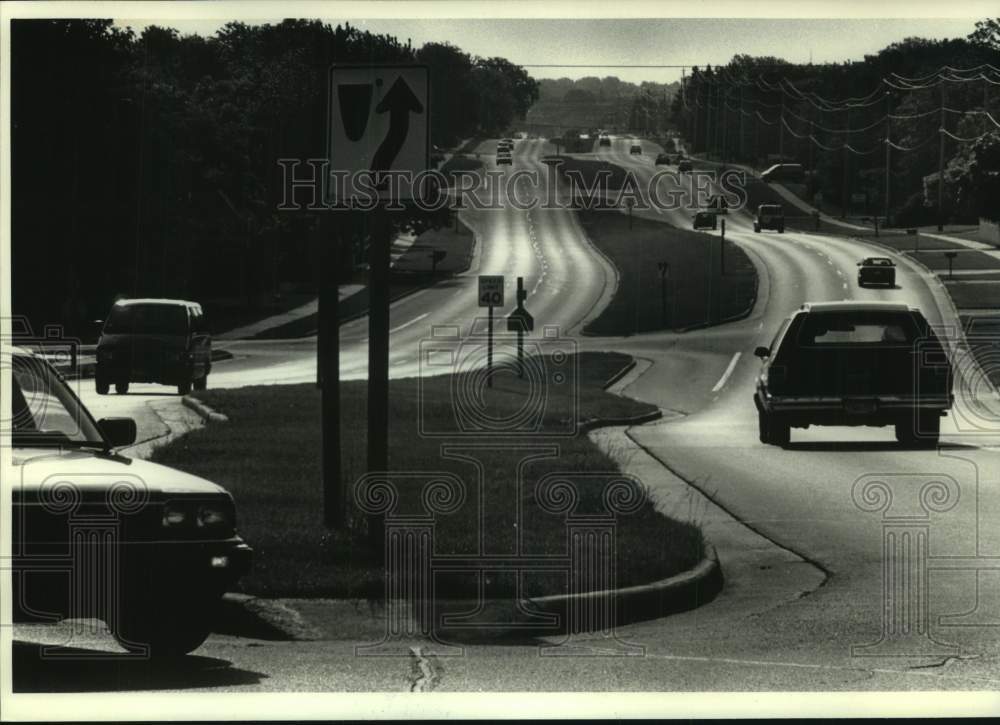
109;14;987;85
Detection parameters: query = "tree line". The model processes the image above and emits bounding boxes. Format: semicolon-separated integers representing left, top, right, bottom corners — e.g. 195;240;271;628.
11;19;539;336
669;19;1000;226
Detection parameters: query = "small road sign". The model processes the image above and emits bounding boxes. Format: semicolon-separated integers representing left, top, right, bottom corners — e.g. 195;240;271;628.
327;65;429;204
478;275;505;308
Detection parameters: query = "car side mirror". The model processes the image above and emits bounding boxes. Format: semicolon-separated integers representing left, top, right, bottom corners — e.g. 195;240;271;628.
98;417;137;447
754;346;770;359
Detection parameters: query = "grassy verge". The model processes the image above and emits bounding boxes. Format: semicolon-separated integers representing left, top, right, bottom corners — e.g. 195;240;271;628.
253;220;476;339
911;250;1000;271
947;283;1000;309
151;352;703;598
576;206;757;335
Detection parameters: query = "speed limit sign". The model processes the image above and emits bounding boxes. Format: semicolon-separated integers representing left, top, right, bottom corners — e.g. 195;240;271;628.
478;275;504;307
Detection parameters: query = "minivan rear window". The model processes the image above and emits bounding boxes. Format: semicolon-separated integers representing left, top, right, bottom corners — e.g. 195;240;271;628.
105;303;189;335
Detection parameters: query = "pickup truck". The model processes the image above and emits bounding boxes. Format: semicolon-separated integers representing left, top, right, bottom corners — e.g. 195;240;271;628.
753;301;952;446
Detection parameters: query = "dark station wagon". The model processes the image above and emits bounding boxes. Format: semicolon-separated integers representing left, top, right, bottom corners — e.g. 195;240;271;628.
753;301;953;446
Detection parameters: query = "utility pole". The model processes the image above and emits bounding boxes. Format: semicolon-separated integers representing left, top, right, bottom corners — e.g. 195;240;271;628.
938;83;946;232
705;83;713;158
739;85;745;161
884;91;892;226
842;105;850;218
779;98;785;160
367;209;392;557
721;84;728;163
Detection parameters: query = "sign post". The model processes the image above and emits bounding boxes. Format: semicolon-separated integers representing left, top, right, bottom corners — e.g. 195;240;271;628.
327;64;429;551
316;215;342;528
657;262;670;327
479;275;504;387
945;251;958;280
506;277;534;377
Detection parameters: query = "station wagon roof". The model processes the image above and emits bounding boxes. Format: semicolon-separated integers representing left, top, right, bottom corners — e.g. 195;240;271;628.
113;298;201;308
800;301;913;313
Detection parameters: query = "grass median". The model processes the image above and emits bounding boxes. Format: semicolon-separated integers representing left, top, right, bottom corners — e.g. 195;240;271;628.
151;351;704;599
577;206;757;335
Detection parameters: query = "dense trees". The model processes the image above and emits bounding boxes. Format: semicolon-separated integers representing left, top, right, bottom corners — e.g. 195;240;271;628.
670;26;1000;225
11;19;538;334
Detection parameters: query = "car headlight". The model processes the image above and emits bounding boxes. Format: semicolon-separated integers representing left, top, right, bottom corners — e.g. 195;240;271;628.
162;501;188;527
197;503;232;529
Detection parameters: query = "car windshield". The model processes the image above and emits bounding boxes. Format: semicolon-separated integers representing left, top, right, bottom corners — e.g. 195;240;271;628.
761;206;781;214
866;258;892;266
10;353;104;446
104;303;189;335
798;311;921;346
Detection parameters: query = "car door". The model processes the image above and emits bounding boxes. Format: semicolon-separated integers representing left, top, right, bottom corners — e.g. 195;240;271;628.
189;306;211;377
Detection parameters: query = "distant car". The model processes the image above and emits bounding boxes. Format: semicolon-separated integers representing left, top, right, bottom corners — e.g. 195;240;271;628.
761;163;805;184
693;211;718;230
858;257;896;288
630;144;642;155
96;298;211;396
678;159;692;173
655;153;672;165
707;194;729;214
754;204;785;233
599;137;612;147
497;155;512;165
753;301;952;446
10;345;252;657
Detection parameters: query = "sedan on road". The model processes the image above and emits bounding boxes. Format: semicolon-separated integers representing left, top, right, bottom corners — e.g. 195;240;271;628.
753;204;785;233
857;257;896;287
753;301;953;447
630;144;642;155
10;346;252;658
678;159;692;173
599;137;611;147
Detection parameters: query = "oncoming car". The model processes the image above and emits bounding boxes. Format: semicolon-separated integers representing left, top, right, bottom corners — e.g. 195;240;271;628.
629;144;642;155
599;136;612;147
96;298;211;395
655;153;672;165
857;257;896;287
678;159;693;173
693;211;718;230
753;301;953;447
9;346;252;657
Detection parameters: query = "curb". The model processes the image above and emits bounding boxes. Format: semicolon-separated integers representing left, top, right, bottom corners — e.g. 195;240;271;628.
181;395;229;424
524;544;723;629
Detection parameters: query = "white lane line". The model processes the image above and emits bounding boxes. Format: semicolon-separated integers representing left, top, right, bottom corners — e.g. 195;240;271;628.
389;312;429;335
711;352;742;393
842;283;848;290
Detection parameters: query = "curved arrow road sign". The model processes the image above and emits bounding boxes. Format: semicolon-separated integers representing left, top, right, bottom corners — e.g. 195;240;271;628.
327;65;429;204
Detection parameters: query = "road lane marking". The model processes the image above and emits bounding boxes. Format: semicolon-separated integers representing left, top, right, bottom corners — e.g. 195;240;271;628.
389;312;429;334
711;352;742;393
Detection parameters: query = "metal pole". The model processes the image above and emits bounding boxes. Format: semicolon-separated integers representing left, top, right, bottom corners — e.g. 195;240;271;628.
367;209;392;555
487;304;494;388
317;214;342;529
842;106;850;218
779;99;785;159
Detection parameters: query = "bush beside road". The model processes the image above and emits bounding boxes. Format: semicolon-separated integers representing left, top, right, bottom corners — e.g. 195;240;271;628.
150;352;704;599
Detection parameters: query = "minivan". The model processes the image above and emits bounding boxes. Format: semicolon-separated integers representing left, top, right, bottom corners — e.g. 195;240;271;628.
95;298;211;395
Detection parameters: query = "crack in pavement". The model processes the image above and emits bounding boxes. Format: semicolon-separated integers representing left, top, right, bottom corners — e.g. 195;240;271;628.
408;646;438;692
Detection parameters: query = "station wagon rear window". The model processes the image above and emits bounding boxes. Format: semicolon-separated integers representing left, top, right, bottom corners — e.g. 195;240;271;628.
105;304;189;335
795;311;921;346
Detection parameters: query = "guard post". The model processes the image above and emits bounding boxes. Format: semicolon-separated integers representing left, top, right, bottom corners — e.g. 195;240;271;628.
478;275;504;387
506;277;534;378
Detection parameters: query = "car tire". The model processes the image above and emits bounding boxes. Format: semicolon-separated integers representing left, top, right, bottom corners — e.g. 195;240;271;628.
895;412;940;447
96;378;110;395
111;604;212;659
193;374;208;391
778;225;785;234
753;223;761;233
115;381;129;395
178;379;192;396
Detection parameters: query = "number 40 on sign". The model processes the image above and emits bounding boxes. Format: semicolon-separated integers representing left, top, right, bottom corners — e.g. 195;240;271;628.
478;276;504;308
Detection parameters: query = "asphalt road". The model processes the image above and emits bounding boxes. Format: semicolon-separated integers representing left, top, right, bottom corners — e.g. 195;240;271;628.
19;136;1000;695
